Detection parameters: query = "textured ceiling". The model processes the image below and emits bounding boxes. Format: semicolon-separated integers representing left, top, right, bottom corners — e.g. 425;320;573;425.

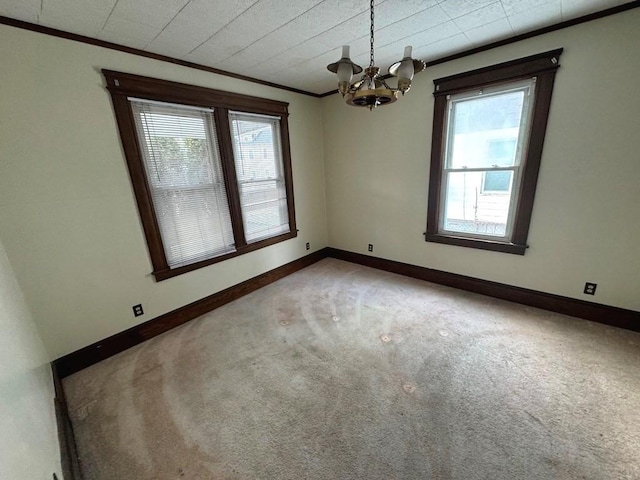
0;0;634;94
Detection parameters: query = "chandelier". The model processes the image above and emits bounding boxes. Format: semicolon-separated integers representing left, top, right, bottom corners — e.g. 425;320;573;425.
327;0;426;110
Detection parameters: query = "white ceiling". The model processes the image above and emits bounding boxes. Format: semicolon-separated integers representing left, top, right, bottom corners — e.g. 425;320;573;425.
0;0;634;94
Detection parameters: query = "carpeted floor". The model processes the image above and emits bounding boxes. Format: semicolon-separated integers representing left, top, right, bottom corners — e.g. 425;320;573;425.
64;258;640;479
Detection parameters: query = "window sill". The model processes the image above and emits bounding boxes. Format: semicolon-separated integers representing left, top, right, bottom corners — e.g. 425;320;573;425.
152;230;297;281
425;233;527;255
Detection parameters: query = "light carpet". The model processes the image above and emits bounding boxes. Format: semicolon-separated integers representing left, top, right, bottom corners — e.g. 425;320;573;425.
64;258;640;479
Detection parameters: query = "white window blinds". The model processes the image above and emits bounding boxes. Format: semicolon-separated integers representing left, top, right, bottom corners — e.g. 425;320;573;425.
130;99;235;268
229;111;290;243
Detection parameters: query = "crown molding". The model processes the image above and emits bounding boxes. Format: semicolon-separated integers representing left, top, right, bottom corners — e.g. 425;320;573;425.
0;15;321;98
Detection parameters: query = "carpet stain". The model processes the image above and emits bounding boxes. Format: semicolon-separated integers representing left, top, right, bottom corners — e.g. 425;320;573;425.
380;334;392;343
402;382;417;394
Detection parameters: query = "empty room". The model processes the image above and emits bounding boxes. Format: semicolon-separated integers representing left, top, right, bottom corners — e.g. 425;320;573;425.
1;0;639;479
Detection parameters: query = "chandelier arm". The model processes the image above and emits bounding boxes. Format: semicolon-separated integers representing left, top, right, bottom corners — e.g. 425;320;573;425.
350;77;364;93
378;77;395;91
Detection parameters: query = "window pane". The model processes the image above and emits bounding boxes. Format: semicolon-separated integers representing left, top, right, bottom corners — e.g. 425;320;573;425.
482;170;513;193
447;87;529;169
442;171;513;238
131;100;235;268
229;112;290;243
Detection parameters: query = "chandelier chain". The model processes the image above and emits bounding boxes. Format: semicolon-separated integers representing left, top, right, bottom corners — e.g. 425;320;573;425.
369;0;375;67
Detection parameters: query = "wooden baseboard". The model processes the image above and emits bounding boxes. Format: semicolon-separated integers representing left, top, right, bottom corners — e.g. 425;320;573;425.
52;363;83;479
54;249;329;377
55;246;639;379
325;248;640;332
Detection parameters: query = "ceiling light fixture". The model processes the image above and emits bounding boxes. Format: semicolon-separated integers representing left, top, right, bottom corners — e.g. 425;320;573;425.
327;0;426;110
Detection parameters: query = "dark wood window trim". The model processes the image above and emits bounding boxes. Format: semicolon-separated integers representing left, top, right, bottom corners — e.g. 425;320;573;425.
426;49;562;255
103;70;297;281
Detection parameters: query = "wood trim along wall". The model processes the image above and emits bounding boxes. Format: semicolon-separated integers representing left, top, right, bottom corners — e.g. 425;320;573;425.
431;48;563;95
55;246;639;380
103;69;291;115
318;0;640;97
3;2;637;101
326;248;640;333
0;16;319;99
54;249;328;378
52;363;83;479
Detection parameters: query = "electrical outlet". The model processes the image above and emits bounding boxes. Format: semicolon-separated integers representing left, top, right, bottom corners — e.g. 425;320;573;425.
306;242;310;251
368;244;373;252
584;282;597;295
132;304;144;317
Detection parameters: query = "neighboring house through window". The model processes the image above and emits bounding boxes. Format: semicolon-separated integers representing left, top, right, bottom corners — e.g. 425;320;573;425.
426;49;562;254
104;70;296;280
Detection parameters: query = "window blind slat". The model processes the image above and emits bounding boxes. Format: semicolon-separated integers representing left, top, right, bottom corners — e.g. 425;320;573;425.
131;100;235;268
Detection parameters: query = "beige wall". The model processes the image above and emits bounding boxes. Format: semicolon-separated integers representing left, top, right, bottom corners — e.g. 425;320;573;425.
0;238;62;479
1;8;639;364
322;9;640;312
0;25;328;359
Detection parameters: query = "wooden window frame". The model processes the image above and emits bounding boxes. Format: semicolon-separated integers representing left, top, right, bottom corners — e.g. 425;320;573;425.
103;70;297;281
425;49;562;255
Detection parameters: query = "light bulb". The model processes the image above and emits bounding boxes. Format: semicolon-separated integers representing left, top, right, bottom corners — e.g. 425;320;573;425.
337;61;353;84
337;46;353;95
397;46;415;81
327;45;363;96
396;46;415;93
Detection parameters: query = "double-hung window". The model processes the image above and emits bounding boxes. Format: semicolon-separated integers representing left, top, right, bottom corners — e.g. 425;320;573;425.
131;100;235;268
229;112;290;243
426;50;562;254
440;78;535;239
104;70;296;280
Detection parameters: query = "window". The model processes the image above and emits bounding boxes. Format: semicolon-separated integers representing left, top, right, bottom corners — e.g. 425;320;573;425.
229;112;290;243
426;49;562;254
104;70;296;280
131;100;235;268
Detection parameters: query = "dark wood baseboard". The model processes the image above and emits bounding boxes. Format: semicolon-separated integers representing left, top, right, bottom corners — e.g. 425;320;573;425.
55;246;638;379
326;248;640;333
52;363;83;479
54;249;329;378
